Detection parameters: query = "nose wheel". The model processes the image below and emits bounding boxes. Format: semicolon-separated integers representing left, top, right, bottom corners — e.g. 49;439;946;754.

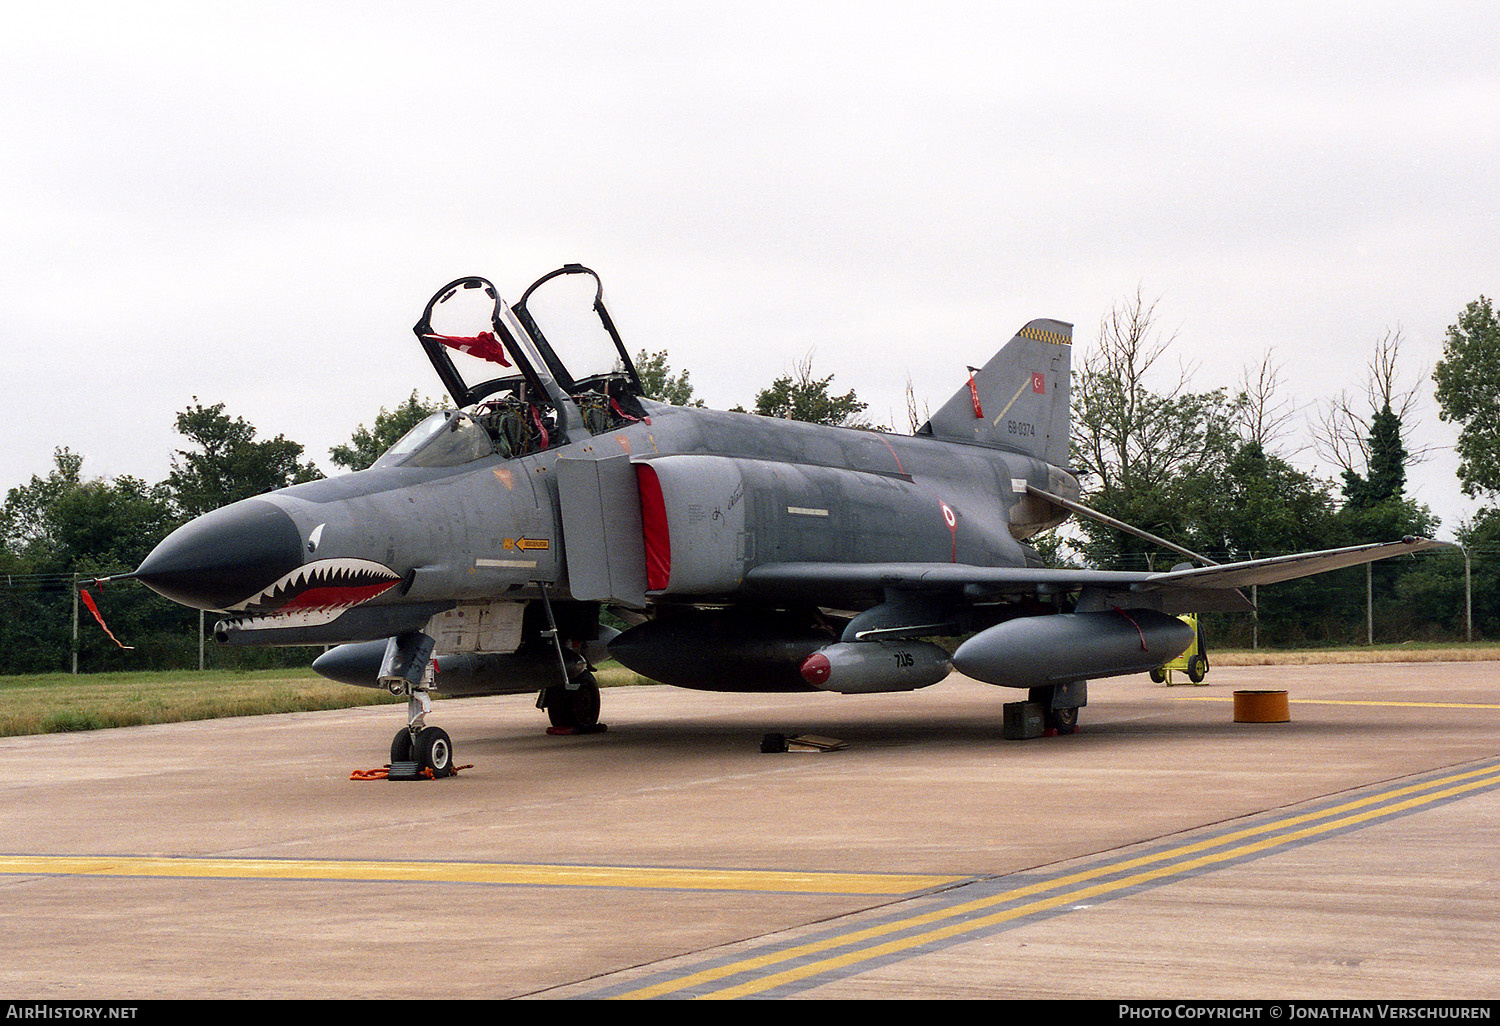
391;724;454;778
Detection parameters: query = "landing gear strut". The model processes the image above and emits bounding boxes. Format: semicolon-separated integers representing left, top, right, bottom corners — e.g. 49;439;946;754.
533;584;605;734
381;631;454;779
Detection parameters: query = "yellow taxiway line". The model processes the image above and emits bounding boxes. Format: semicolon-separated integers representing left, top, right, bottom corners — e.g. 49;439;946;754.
1170;695;1500;709
0;854;963;896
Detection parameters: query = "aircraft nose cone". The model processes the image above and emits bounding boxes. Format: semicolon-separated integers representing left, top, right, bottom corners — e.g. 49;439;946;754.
135;499;304;611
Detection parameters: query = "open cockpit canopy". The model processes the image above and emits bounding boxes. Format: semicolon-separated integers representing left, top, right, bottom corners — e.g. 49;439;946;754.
413;266;646;426
513;264;643;397
396;266;652;468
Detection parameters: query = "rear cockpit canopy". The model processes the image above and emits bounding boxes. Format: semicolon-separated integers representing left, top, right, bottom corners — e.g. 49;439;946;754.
513;265;642;397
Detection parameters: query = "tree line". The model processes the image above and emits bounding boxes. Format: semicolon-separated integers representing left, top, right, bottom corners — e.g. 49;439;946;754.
1065;292;1500;646
4;298;1499;676
0;394;450;674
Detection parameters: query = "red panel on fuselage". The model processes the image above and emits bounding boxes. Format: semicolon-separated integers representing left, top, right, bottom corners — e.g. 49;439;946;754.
635;463;671;591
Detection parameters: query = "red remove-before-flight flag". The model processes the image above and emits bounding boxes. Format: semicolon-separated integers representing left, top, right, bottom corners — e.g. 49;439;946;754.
424;331;512;367
79;588;134;650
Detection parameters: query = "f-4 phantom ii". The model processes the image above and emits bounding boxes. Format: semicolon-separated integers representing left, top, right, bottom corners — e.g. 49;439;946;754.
132;264;1441;775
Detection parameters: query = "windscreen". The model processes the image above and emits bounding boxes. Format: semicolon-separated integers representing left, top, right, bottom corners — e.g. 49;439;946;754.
371;411;494;468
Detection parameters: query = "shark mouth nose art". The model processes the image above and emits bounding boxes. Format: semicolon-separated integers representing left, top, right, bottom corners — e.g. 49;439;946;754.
229;558;402;615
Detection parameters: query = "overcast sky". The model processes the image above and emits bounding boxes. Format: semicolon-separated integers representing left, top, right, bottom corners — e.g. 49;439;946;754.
3;2;1497;540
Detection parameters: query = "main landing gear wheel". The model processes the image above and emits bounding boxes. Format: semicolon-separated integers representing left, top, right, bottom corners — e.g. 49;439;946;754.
391;728;413;763
1046;706;1079;735
545;672;601;730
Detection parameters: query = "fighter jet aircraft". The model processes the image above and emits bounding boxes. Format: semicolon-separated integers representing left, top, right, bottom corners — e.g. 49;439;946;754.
131;264;1441;776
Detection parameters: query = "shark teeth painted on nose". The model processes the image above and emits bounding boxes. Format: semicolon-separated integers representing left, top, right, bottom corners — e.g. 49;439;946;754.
228;558;402;614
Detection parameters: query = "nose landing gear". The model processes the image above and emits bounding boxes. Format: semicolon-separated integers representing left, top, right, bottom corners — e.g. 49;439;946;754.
381;631;455;780
390;719;454;779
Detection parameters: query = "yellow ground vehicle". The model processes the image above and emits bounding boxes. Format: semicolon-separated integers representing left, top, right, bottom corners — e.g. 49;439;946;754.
1149;614;1208;684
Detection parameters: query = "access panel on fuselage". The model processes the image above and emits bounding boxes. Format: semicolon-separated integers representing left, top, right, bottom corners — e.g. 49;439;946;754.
557;454;649;607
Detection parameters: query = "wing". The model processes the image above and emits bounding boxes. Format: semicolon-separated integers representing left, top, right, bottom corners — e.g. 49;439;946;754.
744;537;1447;617
1136;538;1448;589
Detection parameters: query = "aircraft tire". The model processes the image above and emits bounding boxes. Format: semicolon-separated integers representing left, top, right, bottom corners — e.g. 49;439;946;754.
1149;667;1166;683
544;686;576;729
1186;655;1207;684
546;673;601;730
391;728;414;763
416;726;453;778
1048;706;1079;735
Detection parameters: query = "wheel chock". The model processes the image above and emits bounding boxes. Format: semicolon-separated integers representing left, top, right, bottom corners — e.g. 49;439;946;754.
1002;701;1046;740
760;733;846;752
386;760;423;780
546;723;608;736
351;762;470;781
787;734;846;752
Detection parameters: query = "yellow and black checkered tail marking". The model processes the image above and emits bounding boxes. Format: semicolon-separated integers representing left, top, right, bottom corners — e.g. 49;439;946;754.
1018;325;1071;346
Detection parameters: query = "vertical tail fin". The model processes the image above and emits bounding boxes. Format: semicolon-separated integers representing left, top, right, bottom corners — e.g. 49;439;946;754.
916;318;1072;466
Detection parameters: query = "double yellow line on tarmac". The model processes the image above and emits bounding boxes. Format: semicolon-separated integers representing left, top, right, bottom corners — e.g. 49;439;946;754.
604;760;1500;999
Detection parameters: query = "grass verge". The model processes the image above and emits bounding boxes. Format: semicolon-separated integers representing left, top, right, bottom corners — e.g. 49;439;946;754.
0;668;400;738
0;662;660;739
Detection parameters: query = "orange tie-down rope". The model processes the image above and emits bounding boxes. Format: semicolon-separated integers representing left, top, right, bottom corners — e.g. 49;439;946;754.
350;764;473;781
